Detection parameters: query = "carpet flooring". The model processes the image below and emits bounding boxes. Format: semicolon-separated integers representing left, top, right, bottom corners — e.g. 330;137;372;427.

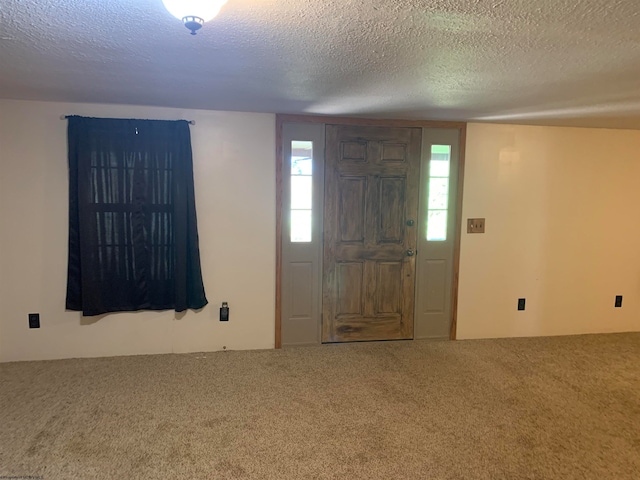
1;333;640;479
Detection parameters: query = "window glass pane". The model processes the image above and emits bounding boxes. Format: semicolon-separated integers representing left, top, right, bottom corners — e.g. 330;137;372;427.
291;176;312;210
430;160;450;177
290;140;313;243
291;210;312;242
431;144;451;161
428;178;449;209
291;141;313;175
292;157;312;176
426;145;451;242
427;210;447;241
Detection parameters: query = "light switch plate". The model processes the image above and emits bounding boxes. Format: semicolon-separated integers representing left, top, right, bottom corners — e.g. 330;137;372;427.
467;218;485;233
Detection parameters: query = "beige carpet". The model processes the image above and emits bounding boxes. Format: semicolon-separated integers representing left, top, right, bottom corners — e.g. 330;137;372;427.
1;334;640;479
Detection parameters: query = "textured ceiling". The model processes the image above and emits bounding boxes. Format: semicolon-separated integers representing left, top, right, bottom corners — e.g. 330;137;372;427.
1;0;640;128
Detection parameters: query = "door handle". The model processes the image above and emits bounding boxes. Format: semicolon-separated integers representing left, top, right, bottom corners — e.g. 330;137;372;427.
406;249;415;257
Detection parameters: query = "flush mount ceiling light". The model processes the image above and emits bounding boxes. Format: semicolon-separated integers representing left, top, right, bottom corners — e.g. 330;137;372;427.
162;0;228;35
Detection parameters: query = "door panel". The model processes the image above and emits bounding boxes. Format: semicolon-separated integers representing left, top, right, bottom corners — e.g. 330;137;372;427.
336;262;364;315
375;262;403;313
414;129;460;339
281;123;325;346
423;259;447;312
322;125;422;343
378;177;406;243
290;262;313;317
339;177;366;242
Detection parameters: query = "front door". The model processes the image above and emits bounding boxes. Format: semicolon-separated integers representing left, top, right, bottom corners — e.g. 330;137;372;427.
322;125;422;342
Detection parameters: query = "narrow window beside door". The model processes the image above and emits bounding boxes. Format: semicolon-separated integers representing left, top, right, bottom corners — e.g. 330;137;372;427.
291;141;313;242
426;145;451;241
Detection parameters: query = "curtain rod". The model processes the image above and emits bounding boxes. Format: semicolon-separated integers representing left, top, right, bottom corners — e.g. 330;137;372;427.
60;115;196;125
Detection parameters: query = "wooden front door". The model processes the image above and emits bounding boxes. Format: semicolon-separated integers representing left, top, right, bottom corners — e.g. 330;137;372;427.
322;125;422;342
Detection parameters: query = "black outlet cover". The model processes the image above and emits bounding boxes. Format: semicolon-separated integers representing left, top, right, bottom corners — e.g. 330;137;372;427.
615;295;623;308
28;313;40;329
517;298;526;311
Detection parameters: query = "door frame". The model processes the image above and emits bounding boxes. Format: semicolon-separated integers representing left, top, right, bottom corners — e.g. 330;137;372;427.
275;114;467;348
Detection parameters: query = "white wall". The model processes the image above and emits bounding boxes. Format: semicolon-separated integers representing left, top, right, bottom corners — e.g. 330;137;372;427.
3;104;640;361
457;123;640;339
0;100;275;362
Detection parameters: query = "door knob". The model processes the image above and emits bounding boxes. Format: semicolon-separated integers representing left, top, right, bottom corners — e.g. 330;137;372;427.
406;249;415;257
406;219;415;226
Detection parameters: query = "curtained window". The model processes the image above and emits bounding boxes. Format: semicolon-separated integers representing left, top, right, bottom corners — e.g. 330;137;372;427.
65;116;208;316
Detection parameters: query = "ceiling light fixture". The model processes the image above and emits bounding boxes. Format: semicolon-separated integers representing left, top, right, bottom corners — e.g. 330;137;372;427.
162;0;228;35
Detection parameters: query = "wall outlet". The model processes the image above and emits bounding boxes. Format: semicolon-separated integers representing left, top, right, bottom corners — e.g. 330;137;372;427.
220;302;229;321
517;298;526;311
615;295;623;308
28;313;40;329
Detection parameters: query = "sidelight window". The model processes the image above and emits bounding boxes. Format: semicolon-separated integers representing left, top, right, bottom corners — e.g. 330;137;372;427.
290;141;313;242
426;145;451;241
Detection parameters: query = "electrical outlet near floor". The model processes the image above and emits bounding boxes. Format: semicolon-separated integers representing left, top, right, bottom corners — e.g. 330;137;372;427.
615;295;623;308
28;313;40;328
220;302;229;321
517;298;526;311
